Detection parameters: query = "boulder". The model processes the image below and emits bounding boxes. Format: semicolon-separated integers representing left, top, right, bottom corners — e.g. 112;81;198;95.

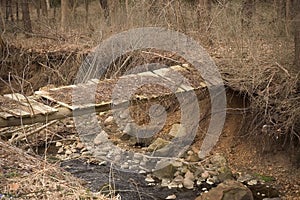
195;180;253;200
168;124;186;137
153;160;177;179
147;138;170;152
93;130;108;145
104;116;114;125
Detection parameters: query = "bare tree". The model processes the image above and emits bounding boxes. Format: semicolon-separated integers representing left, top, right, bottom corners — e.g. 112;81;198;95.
61;0;70;31
41;0;48;17
241;0;255;29
295;10;300;69
99;0;109;24
84;0;89;24
21;0;32;34
0;32;4;49
5;0;13;22
0;2;5;32
16;0;19;21
196;0;212;29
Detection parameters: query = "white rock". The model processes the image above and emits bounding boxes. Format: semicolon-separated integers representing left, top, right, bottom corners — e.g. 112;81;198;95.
139;170;147;174
237;173;253;182
140;161;146;166
167;182;178;189
57;147;64;154
71;153;80;158
121;163;129;169
65;149;72;155
93;131;108;145
183;178;194;189
247;179;258;186
165;194;176;199
168;124;186;137
104;116;114;124
185;170;195;181
99;112;106;116
76;142;84;149
196;180;202;185
114;155;121;162
133;159;140;164
173;175;184;183
120;110;130;119
133;153;143;159
99;161;107;166
55;141;63;147
123;123;132;134
71;148;77;153
201;171;210;179
145;175;155;183
161;178;171;187
81;151;92;156
206;178;214;185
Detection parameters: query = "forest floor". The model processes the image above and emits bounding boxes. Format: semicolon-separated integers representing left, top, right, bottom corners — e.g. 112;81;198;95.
0;12;299;198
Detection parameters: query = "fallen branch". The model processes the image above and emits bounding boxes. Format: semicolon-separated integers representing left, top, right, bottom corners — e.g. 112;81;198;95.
9;120;58;143
275;62;291;77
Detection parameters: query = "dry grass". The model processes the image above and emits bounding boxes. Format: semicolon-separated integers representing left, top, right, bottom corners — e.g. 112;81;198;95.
1;0;298;145
2;0;300;145
0;1;299;198
0;140;114;200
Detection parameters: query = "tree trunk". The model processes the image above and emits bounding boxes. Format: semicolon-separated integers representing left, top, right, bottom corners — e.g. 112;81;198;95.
61;0;70;31
36;0;41;18
241;0;255;29
84;0;89;24
41;0;48;17
99;0;109;24
295;14;300;69
46;0;50;10
21;0;32;34
16;1;19;21
275;0;286;20
5;0;13;21
125;0;129;19
0;2;5;31
196;0;211;29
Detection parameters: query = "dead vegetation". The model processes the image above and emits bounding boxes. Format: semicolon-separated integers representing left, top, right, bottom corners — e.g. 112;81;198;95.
0;140;114;199
0;0;299;199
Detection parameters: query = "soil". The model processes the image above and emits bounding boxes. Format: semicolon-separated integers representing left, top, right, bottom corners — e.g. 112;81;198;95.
0;88;299;200
211;92;300;200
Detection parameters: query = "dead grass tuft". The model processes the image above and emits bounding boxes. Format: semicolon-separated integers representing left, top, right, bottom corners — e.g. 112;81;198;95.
0;140;113;199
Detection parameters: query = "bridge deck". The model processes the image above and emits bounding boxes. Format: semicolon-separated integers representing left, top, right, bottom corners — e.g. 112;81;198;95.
0;65;208;128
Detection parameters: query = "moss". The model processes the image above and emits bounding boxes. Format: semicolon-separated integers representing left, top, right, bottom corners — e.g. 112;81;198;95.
254;173;275;182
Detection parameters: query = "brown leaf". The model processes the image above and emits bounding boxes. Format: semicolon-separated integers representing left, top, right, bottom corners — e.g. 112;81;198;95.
9;183;19;191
